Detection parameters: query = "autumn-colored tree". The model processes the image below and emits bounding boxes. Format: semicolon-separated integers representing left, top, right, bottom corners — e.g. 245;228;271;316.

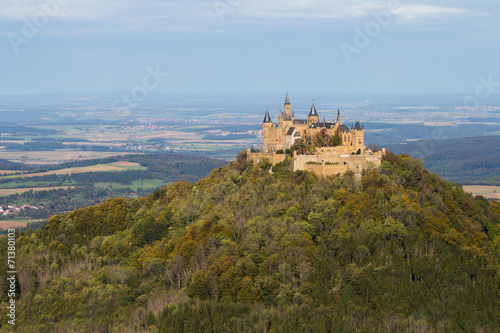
329;130;342;147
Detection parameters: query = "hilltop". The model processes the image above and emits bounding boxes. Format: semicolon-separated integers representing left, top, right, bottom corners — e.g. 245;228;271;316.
1;151;499;332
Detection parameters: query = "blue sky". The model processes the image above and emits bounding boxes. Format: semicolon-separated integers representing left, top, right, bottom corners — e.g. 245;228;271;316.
1;0;499;94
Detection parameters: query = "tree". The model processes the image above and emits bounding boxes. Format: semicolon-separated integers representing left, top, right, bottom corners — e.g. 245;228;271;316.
328;130;342;147
291;139;315;155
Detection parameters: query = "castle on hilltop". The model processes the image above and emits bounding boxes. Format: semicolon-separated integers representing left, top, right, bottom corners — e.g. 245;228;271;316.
247;93;385;176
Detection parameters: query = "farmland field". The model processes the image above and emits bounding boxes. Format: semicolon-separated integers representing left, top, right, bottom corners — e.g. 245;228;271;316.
463;185;500;200
0;220;42;230
0;170;21;175
0;186;75;196
0;151;135;164
0;220;28;230
1;162;146;179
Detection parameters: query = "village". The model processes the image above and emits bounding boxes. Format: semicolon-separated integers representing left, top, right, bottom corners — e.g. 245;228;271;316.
0;204;44;216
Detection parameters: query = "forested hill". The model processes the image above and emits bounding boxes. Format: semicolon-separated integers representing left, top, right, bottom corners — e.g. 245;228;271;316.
1;152;500;332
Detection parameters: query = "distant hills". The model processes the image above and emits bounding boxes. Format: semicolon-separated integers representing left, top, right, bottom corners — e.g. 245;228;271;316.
385;135;500;185
1;151;499;331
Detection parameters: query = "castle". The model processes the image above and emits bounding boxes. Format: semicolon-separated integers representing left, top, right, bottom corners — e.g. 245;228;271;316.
247;93;385;176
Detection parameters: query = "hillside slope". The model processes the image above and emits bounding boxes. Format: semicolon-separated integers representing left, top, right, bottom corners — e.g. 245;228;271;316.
1;152;499;332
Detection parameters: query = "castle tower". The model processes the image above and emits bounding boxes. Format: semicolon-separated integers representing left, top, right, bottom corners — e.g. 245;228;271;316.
262;108;274;153
337;108;341;124
284;92;291;115
352;121;365;152
308;100;319;125
263;108;272;124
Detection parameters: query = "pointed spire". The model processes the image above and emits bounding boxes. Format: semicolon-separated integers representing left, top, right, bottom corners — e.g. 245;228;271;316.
263;107;272;123
309;99;318;117
284;92;290;105
337;108;341;122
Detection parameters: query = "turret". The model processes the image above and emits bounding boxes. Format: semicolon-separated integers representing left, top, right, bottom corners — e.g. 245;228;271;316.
263;108;272;124
337;108;341;124
308;100;319;124
352;121;365;152
262;108;274;153
284;92;291;115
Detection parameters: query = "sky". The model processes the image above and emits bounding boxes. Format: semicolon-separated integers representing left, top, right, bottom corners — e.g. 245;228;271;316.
1;0;499;94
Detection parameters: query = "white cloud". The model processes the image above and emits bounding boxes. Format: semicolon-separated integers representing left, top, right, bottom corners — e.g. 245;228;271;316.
0;0;209;21
234;0;470;22
392;5;468;21
0;0;474;33
1;0;210;35
233;0;383;19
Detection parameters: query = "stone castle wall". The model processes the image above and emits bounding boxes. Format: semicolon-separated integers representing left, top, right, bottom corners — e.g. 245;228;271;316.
247;148;385;177
247;149;288;165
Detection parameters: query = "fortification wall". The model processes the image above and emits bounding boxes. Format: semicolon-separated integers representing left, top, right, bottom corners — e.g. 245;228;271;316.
247;149;288;165
248;148;385;177
292;150;383;176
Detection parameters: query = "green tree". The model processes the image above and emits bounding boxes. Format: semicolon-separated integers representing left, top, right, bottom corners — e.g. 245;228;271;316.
328;130;342;146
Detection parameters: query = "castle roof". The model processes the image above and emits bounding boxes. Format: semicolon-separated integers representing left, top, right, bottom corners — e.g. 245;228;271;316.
281;113;292;121
293;119;308;125
309;101;318;117
285;92;290;105
286;127;295;136
263;109;272;123
338;124;350;132
309;121;335;129
354;121;362;130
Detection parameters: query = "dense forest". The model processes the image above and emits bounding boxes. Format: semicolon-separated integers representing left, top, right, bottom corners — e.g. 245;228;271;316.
386;136;500;185
0;151;499;332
